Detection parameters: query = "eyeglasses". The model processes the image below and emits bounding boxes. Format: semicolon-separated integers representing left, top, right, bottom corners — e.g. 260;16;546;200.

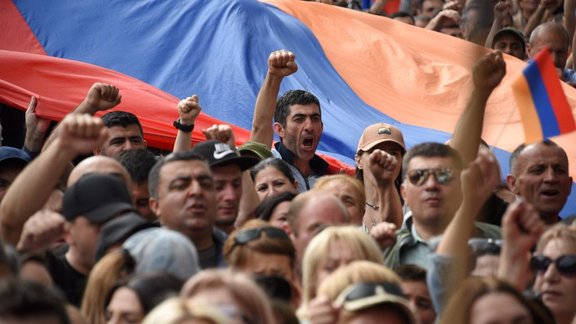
468;238;502;256
406;168;455;186
234;227;289;246
530;255;576;277
335;282;407;311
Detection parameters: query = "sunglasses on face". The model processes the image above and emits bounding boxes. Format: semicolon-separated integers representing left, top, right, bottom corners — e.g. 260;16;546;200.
234;227;289;246
530;255;576;277
405;168;455;186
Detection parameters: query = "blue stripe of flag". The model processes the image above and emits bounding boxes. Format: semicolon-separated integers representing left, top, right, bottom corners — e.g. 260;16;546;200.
523;60;561;138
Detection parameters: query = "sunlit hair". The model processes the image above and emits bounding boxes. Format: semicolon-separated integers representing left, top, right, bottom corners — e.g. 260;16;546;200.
81;249;135;323
223;219;296;269
142;297;227;324
536;222;576;254
314;174;366;223
441;276;554;324
301;227;384;306
181;269;276;324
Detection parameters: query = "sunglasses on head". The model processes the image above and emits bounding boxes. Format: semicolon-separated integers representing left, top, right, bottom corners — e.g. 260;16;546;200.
530;255;576;277
468;238;502;256
336;282;405;305
234;227;289;246
406;168;455;186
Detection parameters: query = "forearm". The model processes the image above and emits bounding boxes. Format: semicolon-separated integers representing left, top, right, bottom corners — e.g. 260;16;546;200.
250;73;282;147
485;18;504;48
173;129;193;153
236;171;259;228
0;139;76;245
377;185;403;228
450;88;490;166
369;0;387;14
497;247;531;291
524;5;546;38
565;0;576;42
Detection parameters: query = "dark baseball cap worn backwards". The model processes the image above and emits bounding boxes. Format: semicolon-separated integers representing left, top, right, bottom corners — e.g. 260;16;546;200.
62;173;135;224
192;140;259;171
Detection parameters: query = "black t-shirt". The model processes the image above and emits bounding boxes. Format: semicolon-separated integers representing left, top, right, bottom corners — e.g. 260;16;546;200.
45;250;87;307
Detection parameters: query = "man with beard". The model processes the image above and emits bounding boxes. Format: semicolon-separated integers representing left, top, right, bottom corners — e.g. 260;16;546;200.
251;50;334;192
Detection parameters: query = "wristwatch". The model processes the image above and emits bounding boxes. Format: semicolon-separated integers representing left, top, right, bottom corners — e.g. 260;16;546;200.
173;120;194;132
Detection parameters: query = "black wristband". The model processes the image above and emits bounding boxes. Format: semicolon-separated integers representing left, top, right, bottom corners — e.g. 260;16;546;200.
173;120;194;132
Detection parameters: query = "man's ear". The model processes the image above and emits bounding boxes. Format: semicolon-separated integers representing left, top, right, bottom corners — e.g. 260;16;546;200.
354;153;362;169
93;147;102;156
400;182;407;201
505;174;519;195
149;197;161;220
273;122;284;138
143;139;148;148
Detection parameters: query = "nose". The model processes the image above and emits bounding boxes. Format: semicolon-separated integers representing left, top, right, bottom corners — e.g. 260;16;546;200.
542;262;561;283
543;167;557;182
220;184;238;202
422;173;440;190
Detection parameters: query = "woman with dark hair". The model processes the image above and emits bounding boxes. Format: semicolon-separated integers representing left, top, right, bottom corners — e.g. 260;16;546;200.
105;272;183;324
250;158;298;201
442;276;553;324
255;191;297;233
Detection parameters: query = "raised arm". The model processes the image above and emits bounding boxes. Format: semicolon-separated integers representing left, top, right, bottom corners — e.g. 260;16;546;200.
250;50;298;147
364;149;403;229
451;50;505;166
436;150;500;304
43;83;121;150
524;0;555;38
173;95;202;153
497;200;544;291
23;96;51;157
485;0;514;48
0;114;107;246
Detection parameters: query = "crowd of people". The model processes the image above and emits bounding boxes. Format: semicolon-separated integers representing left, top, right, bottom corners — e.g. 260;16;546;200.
0;0;575;323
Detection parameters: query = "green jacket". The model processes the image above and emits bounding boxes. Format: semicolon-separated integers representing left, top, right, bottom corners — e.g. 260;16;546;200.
383;217;501;270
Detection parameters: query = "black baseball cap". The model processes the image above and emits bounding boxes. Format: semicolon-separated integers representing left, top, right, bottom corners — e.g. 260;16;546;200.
192;140;259;171
62;173;135;224
493;27;526;49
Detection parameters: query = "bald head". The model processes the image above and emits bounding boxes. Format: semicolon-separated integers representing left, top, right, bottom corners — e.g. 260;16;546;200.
529;22;570;69
68;156;132;191
287;191;349;270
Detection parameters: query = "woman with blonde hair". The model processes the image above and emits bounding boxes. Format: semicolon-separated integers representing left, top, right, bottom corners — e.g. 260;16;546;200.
310;260;413;324
142;297;227;324
81;249;135;324
299;227;383;319
181;269;276;324
532;223;576;324
314;175;365;227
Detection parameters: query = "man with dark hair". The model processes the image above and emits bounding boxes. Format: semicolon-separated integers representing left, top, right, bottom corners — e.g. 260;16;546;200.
384;142;500;269
251;50;333;192
94;111;147;157
117;149;159;220
491;27;527;60
0;279;70;324
148;151;226;269
395;264;436;324
191;139;259;234
506;140;572;225
0;147;30;204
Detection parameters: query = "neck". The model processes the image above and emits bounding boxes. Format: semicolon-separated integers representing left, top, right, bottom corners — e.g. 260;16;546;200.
190;230;215;251
65;250;91;275
293;157;311;177
215;223;235;235
540;212;561;227
413;219;446;241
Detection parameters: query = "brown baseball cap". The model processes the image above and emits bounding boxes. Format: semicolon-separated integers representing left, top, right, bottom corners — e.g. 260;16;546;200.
357;123;405;154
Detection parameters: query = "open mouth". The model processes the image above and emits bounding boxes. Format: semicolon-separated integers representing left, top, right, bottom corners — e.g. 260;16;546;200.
302;137;314;147
540;189;560;198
